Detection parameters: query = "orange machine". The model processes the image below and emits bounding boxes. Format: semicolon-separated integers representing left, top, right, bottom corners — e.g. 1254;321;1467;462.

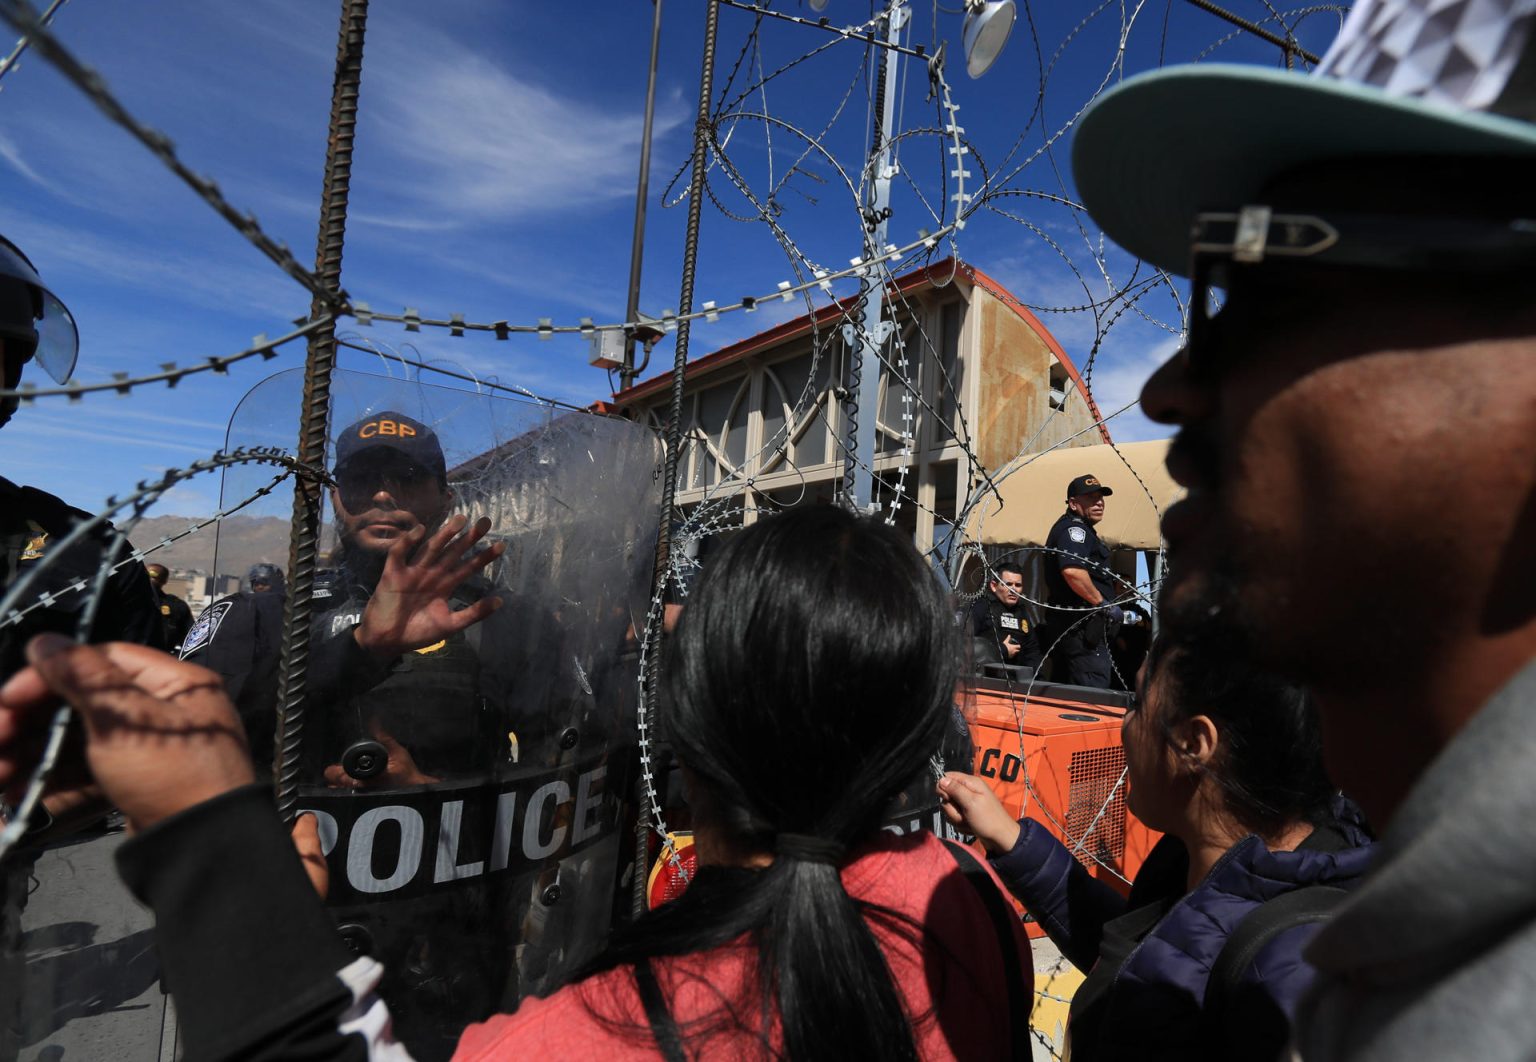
962;676;1161;938
645;677;1160;929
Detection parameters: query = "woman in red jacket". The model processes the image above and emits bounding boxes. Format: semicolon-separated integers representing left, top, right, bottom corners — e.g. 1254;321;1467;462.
0;504;1032;1060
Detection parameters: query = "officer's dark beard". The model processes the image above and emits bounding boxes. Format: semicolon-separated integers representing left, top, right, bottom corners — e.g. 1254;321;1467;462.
338;536;388;591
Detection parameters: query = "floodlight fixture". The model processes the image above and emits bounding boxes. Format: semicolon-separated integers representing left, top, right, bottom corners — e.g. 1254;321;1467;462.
962;0;1014;78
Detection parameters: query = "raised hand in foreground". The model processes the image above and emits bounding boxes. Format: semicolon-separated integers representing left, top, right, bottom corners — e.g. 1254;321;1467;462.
937;771;1022;856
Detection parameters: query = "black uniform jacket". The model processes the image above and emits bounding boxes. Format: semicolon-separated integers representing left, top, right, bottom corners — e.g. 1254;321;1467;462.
1;476;166;677
969;595;1043;671
1043;511;1117;611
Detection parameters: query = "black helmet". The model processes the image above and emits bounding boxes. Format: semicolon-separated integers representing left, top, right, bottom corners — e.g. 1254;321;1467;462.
0;235;78;385
248;563;285;591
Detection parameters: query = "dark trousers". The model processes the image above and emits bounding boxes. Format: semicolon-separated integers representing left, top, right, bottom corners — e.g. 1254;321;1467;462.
1057;628;1113;689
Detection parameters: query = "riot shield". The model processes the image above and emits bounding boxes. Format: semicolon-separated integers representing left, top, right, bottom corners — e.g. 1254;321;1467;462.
215;368;662;1060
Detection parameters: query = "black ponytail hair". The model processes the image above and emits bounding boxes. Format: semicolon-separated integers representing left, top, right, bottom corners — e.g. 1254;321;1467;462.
1144;629;1335;838
585;504;956;1059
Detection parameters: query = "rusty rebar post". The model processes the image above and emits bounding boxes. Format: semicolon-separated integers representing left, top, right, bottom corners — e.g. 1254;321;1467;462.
274;0;369;821
632;0;721;919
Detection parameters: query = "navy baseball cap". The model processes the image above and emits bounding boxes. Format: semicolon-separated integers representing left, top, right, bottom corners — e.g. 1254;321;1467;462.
334;411;446;477
1068;474;1113;499
1072;0;1536;277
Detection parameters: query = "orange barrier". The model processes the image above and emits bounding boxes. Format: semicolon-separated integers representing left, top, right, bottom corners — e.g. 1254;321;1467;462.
645;680;1160;934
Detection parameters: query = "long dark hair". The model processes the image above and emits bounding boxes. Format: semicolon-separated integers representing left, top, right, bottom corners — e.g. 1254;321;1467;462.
1144;630;1334;837
587;505;956;1059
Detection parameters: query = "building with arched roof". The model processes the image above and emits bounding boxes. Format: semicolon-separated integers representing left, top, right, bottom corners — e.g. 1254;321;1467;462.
603;257;1107;557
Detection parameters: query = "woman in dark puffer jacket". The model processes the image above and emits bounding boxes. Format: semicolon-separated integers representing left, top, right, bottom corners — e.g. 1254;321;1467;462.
940;631;1375;1062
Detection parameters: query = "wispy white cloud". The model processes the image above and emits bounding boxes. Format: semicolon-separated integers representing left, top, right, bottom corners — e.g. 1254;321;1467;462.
0;210;307;322
355;28;686;226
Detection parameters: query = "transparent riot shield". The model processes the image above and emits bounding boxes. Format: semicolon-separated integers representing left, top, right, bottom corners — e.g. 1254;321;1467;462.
215;368;662;1060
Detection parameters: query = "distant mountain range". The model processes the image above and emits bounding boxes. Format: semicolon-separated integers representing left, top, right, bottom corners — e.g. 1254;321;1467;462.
127;514;294;580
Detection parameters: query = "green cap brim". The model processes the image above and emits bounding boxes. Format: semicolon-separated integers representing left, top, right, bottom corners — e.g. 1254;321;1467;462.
1072;64;1536;278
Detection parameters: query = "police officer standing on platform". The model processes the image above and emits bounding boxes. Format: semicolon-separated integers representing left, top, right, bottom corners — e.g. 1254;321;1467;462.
1042;474;1124;688
968;561;1042;674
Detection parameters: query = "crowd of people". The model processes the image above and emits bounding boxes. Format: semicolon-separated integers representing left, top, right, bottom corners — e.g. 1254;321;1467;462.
2;0;1535;1058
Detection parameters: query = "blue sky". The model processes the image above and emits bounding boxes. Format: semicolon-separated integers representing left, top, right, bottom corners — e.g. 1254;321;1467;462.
0;0;1345;518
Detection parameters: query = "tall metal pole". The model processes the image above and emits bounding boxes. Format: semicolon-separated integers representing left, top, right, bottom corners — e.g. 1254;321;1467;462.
620;0;665;392
633;0;720;918
274;0;368;822
844;0;906;512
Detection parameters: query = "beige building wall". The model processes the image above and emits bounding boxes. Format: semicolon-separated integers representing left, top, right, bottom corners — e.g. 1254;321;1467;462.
611;261;1106;557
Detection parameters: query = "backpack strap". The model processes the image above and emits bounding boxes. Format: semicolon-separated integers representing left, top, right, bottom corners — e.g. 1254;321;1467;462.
945;840;1031;1062
634;957;687;1062
1206;884;1348;1041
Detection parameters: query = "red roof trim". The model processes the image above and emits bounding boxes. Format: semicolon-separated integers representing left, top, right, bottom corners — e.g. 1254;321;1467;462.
609;257;1110;446
611;258;964;404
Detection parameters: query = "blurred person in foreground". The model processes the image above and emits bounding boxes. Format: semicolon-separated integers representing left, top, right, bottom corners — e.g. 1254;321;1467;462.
941;633;1374;1061
1069;0;1536;1055
0;504;1032;1059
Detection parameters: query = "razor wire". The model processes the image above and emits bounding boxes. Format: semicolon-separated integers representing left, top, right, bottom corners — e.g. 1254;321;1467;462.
0;2;1349;1051
0;447;329;863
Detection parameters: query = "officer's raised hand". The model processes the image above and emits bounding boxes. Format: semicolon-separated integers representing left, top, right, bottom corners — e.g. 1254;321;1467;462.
1003;635;1020;659
353;513;505;660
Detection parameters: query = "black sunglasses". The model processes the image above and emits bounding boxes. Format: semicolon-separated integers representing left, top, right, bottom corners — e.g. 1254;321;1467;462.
335;460;437;510
1186;206;1536;372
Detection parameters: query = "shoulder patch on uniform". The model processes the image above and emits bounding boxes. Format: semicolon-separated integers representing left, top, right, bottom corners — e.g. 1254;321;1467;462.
1068;525;1088;544
179;600;232;659
19;521;48;561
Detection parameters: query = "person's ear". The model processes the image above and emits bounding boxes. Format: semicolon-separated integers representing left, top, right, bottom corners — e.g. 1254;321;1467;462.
1169;714;1219;772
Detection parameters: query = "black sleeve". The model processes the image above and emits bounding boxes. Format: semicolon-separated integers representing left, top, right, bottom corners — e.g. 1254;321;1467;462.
168;597;194;648
182;597;257;702
115;786;383;1061
307;619;396;703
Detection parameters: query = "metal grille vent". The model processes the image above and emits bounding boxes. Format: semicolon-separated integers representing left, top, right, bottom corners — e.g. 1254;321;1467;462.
1066;745;1127;870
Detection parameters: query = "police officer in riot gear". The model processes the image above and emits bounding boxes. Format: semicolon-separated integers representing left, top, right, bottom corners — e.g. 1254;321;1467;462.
195;409;560;1056
179;564;289;774
0;233;166;1057
1042;474;1124;689
968;560;1042;675
248;562;285;594
0;235;165;673
306;411;553;781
